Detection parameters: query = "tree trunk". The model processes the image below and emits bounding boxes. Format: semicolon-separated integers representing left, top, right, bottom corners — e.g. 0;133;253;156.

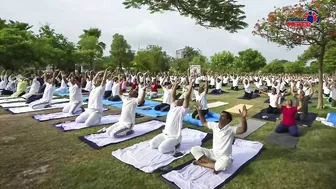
316;44;326;109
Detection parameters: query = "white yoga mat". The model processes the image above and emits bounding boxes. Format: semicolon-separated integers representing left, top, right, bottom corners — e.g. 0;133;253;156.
207;101;229;109
7;102;69;114
162;139;263;189
80;120;165;149
0;96;12;100
54;114;120;131
33;108;108;122
112;128;209;173
1;98;69;108
0;96;58;104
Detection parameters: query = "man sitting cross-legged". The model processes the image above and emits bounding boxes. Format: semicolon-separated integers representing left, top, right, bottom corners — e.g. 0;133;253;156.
104;82;146;138
149;78;194;154
190;104;248;174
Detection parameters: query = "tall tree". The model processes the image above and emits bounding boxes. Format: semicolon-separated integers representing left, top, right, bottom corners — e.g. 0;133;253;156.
253;0;336;109
209;51;235;72
234;48;267;72
262;59;288;73
110;33;134;71
123;0;248;32
133;45;170;72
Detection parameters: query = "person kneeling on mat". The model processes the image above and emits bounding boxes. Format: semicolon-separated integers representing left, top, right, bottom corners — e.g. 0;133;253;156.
62;75;84;115
75;69;108;127
150;78;194;154
108;76;122;101
192;77;209;119
29;70;58;109
154;74;172;111
210;76;223;95
274;95;303;137
191;104;248;174
242;78;253;99
105;84;146;138
261;88;281;114
291;82;314;121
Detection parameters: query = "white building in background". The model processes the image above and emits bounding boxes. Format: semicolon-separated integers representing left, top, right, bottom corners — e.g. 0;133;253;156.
176;48;186;59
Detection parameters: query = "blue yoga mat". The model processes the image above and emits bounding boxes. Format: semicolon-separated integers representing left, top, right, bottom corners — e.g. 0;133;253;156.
327;112;336;126
184;112;220;127
102;100;123;106
112;100;166;118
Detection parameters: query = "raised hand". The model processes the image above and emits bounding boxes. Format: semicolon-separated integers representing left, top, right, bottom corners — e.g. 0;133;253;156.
194;102;202;111
239;105;247;118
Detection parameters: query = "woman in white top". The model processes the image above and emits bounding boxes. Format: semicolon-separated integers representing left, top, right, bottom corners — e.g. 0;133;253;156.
108;76;122;101
154;75;172;111
55;71;68;93
22;77;41;99
254;78;262;93
83;71;94;93
29;70;57;109
242;78;253;99
223;75;229;86
103;72;113;99
192;78;209;119
75;69;108;127
62;75;84;115
230;75;239;91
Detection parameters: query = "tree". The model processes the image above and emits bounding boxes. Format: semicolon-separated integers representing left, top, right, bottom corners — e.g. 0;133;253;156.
190;55;209;73
77;28;106;70
110;33;134;71
262;59;288;73
122;0;248;32
252;0;336;109
283;61;305;73
133;45;170;72
209;51;235;72
234;48;267;72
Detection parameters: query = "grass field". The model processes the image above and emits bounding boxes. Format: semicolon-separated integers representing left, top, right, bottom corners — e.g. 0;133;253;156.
0;86;336;189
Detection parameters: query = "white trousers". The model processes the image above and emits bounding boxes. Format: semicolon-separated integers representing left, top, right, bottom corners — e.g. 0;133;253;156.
148;92;158;99
150;133;181;154
106;122;133;138
190;146;232;171
62;101;82;115
75;109;102;127
29;99;49;109
22;92;34;99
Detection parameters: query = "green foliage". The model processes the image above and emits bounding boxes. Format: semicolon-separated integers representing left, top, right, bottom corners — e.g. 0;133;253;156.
122;0;248;32
110;33;134;71
234;48;267;72
209;51;235;72
261;59;287;73
133;45;170;72
283;61;305;73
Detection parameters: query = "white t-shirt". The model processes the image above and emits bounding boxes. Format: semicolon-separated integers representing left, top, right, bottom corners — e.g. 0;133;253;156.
163;103;189;137
268;93;281;108
119;96;138;125
41;83;54;103
60;79;67;89
29;78;40;94
194;91;208;110
244;83;252;93
280;82;286;91
210;78;215;86
69;84;82;103
207;122;237;158
331;87;336;100
162;87;172;104
88;86;105;113
85;80;93;92
137;84;144;100
105;79;113;91
223;77;228;84
232;78;239;87
255;80;262;89
266;79;272;86
215;81;222;90
112;82;119;96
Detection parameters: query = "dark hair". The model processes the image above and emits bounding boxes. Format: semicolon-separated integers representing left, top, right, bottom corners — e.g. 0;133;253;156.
221;111;233;123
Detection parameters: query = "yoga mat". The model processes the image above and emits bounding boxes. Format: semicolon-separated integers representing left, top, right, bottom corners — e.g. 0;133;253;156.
0;98;69;108
53;114;123;131
32;108;108;122
251;109;281;122
296;113;317;127
112;128;212;173
102;99;123;106
79;120;165;149
7;102;70;114
0;96;58;104
265;132;299;149
237;93;260;100
112;100;166;118
207;101;229;108
152;97;163;102
161;139;263;189
225;104;253;114
234;119;267;139
327;112;336;126
183;112;219;127
208;90;229;95
0;96;11;100
264;98;285;104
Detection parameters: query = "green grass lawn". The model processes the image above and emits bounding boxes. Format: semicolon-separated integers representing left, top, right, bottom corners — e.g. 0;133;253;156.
0;86;336;189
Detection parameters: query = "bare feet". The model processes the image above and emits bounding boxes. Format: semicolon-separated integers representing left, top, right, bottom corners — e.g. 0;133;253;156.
213;170;219;175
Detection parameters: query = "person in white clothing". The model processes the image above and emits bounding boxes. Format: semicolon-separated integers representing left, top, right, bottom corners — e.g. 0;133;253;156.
55;71;68;93
108;76;122;101
75;69;108;127
192;77;209;119
210;77;223;94
230;75;239;91
22;76;41;99
191;104;248;174
261;88;282;114
242;78;253;99
150;78;194;154
154;75;172;111
104;72;113;99
0;70;9;90
29;70;58;109
83;71;94;93
62;74;84;115
104;82;146;138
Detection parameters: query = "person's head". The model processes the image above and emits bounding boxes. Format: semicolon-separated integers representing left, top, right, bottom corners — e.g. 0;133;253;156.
175;98;184;106
129;89;138;98
133;78;137;83
244;79;248;85
271;87;276;94
153;79;157;84
94;77;102;87
299;84;303;89
165;81;172;89
219;111;233;127
285;99;293;107
217;78;221;83
70;76;80;85
113;77;118;82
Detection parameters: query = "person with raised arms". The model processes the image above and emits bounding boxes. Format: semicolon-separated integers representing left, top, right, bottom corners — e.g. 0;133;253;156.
22;72;41;100
75;69;108;127
103;72;113;99
242;78;253;99
154;73;172;111
230;75;239;91
10;76;28;98
291;82;314;121
62;73;84;115
29;70;58;109
0;70;9;90
83;71;94;93
104;81;147;138
150;78;194;154
190;104;248;174
192;77;209;119
108;75;122;102
260;88;282;114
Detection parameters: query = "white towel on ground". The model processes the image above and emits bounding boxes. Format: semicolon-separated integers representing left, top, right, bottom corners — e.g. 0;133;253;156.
8;102;69;114
112;128;208;173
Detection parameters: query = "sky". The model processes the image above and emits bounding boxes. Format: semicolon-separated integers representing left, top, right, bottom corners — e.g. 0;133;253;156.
0;0;308;62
